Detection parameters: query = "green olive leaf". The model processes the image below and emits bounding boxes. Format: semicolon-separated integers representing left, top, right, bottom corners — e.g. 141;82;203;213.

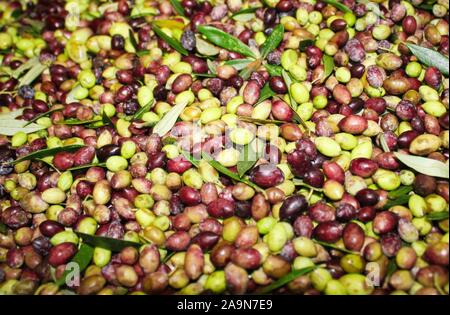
152;100;189;136
180;150;201;168
322;0;352;13
75;232;141;252
68;163;106;172
256;266;316;294
169;0;186;17
314;239;358;254
256;83;276;105
133;100;154;121
379;133;390;153
152;24;188;56
237;116;284;125
197;25;257;59
260;24;284;59
192;72;216;78
264;63;283;76
387;185;413;199
13;145;85;165
322;54;335;81
136;50;151;57
427;211;449;221
24;107;63;126
299;39;315;52
383;194;411;209
59;118;102;125
0;222;7;235
394;152;449;179
55;244;94;287
237;143;260;178
224;58;253;71
406;43;449;77
231;7;260;18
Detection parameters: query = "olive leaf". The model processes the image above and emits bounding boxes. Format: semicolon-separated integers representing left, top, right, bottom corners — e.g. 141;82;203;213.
75;232;141;252
231;7;260;22
197;25;257;59
383;194;411;209
136;50;150;57
322;0;352;13
322;54;335;82
0;119;46;136
239;58;262;80
256;266;316;294
0;108;24;120
152;24;188;56
256;83;276;104
180;150;201;168
299;39;315;52
313;239;357;254
0;222;7;235
133;100;154;120
427;211;449;221
58;118;102;125
379;133;390;153
152;100;189;136
192;72;216;78
24;107;63;126
224;58;253;71
237;143;259;178
387;185;413;199
18;61;47;88
207;59;217;75
260;24;284;59
406;43;449;77
394;152;449;179
237;116;284;125
11;56;39;79
169;0;186;17
55;244;94;287
292;179;323;192
13;145;85;164
68;163;106;172
128;29;139;51
264;63;283;77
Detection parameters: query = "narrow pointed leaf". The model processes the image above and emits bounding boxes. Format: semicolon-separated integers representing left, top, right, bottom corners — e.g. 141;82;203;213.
406;43;449;77
152;24;188;56
394;152;449;179
18;62;47;87
0;222;7;235
133;100;154;120
0;119;46;136
11;56;39;79
75;232;141;252
237;144;259;178
0;109;25;120
224;58;253;71
388;185;413;199
237;116;285;125
427;211;449;221
152;101;189;136
383;194;411;209
55;244;94;287
264;63;283;76
169;0;186;17
68;163;106;172
322;54;334;81
322;0;352;13
231;7;260;18
256;83;276;104
13;145;85;164
260;24;284;59
256;266;316;294
24;107;63;126
197;25;256;59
